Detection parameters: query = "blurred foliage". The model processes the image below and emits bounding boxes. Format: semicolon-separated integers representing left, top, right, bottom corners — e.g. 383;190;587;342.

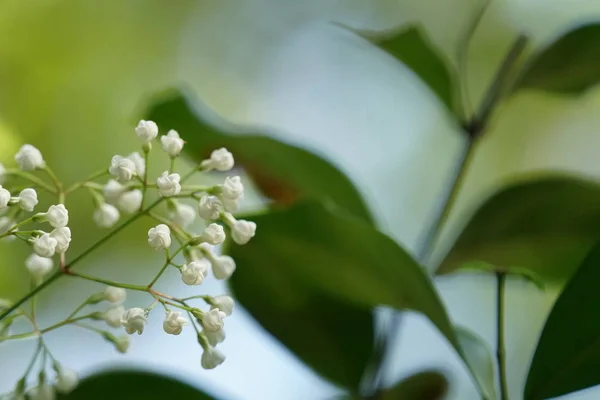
381;370;448;400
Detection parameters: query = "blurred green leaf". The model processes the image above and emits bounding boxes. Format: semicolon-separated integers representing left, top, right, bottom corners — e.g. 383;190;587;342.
455;326;496;400
458;262;545;291
524;240;600;400
515;22;600;94
437;175;600;282
231;201;494;399
382;370;448;400
146;91;373;223
58;370;217;400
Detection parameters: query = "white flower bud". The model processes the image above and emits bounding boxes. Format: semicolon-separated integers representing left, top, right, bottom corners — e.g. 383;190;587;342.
197;195;223;220
117;190;142;214
231;219;256;245
113;334;130;353
46;204;68;228
109;155;136;181
50;227;71;253
0;186;10;208
93;204;120;228
135;120;158;144
103;179;125;204
25;253;54;280
181;259;210;286
156;171;181;197
168;202;196;228
210;295;235;316
160;130;184;157
163;311;188;335
103;305;125;328
201;346;226;370
104;286;126;303
221;176;244;200
15;144;45;171
211;255;236;280
30;382;54;400
31;234;57;258
55;367;78;394
204;148;234;171
18;188;38;212
202;223;225;245
204;329;226;347
127;152;145;176
121;307;146;335
201;308;226;333
148;224;171;250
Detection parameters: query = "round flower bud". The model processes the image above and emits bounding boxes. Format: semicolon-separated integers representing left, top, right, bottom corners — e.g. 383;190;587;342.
31;233;57;258
168;202;196;228
30;382;54;400
117;190;143;214
135;120;158;144
25;253;54;280
104;286;126;303
160;130;184;157
148;224;171;250
103;305;125;328
109;155;136;181
93;204;120;228
121;307;146;335
207;148;234;171
163;311;188;335
46;204;69;228
202;223;225;245
127;152;145;176
210;295;235;316
221;176;244;200
201;346;226;370
211;255;236;280
181;259;210;286
15;144;45;171
0;186;10;208
103;179;125;204
55;367;78;394
18;188;38;212
50;227;71;253
156;171;181;197
200;308;226;333
231;220;256;245
197;196;223;221
204;329;226;347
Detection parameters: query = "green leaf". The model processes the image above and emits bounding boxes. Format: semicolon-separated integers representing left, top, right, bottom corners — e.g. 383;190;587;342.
515;22;600;94
455;326;497;400
437;175;600;282
524;240;600;400
58;370;218;400
382;370;448;400
230;201;495;399
146;91;373;223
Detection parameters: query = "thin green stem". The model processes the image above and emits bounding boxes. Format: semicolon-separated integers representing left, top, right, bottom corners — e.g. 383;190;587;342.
67;270;148;292
40;313;99;334
170;157;176;173
181;294;210;302
497;272;509;400
43;166;62;195
5;169;55;194
65;299;91;320
140;148;150;211
22;341;43;377
65;169;108;194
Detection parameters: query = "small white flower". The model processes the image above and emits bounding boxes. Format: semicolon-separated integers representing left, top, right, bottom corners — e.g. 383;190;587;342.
103;305;125;328
201;308;227;333
18;188;38;212
148;224;171;250
204;148;234;171
168;202;196;228
135;120;158;144
30;382;55;400
93;203;120;228
109;155;136;181
0;186;10;208
117;190;143;214
156;171;181;197
160;130;184;157
103;179;125;203
210;295;235;316
127;152;145;176
204;329;226;347
15;144;45;171
55;367;78;394
121;307;147;335
46;204;69;228
0;163;5;184
50;227;71;253
211;255;236;280
163;311;188;335
115;334;130;353
104;286;126;303
219;176;244;211
201;346;226;370
197;195;223;220
31;234;57;258
181;259;210;286
231;220;256;245
202;223;225;245
25;253;54;280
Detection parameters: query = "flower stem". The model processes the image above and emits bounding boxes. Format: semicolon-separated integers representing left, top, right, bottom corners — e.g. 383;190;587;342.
64;169;108;195
140;148;150;211
67;270;148;292
496;272;509;400
5;169;56;194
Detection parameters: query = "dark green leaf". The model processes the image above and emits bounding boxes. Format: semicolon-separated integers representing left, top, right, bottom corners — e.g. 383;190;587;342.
58;370;218;400
146;91;373;223
382;370;448;400
525;240;600;399
458;262;545;291
515;23;600;94
437;175;600;282
230;201;495;399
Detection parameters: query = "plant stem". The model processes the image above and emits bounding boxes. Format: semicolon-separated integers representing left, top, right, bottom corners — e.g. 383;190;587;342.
64;169;108;194
496;272;509;400
5;169;56;194
140;148;150;211
67;271;148;292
